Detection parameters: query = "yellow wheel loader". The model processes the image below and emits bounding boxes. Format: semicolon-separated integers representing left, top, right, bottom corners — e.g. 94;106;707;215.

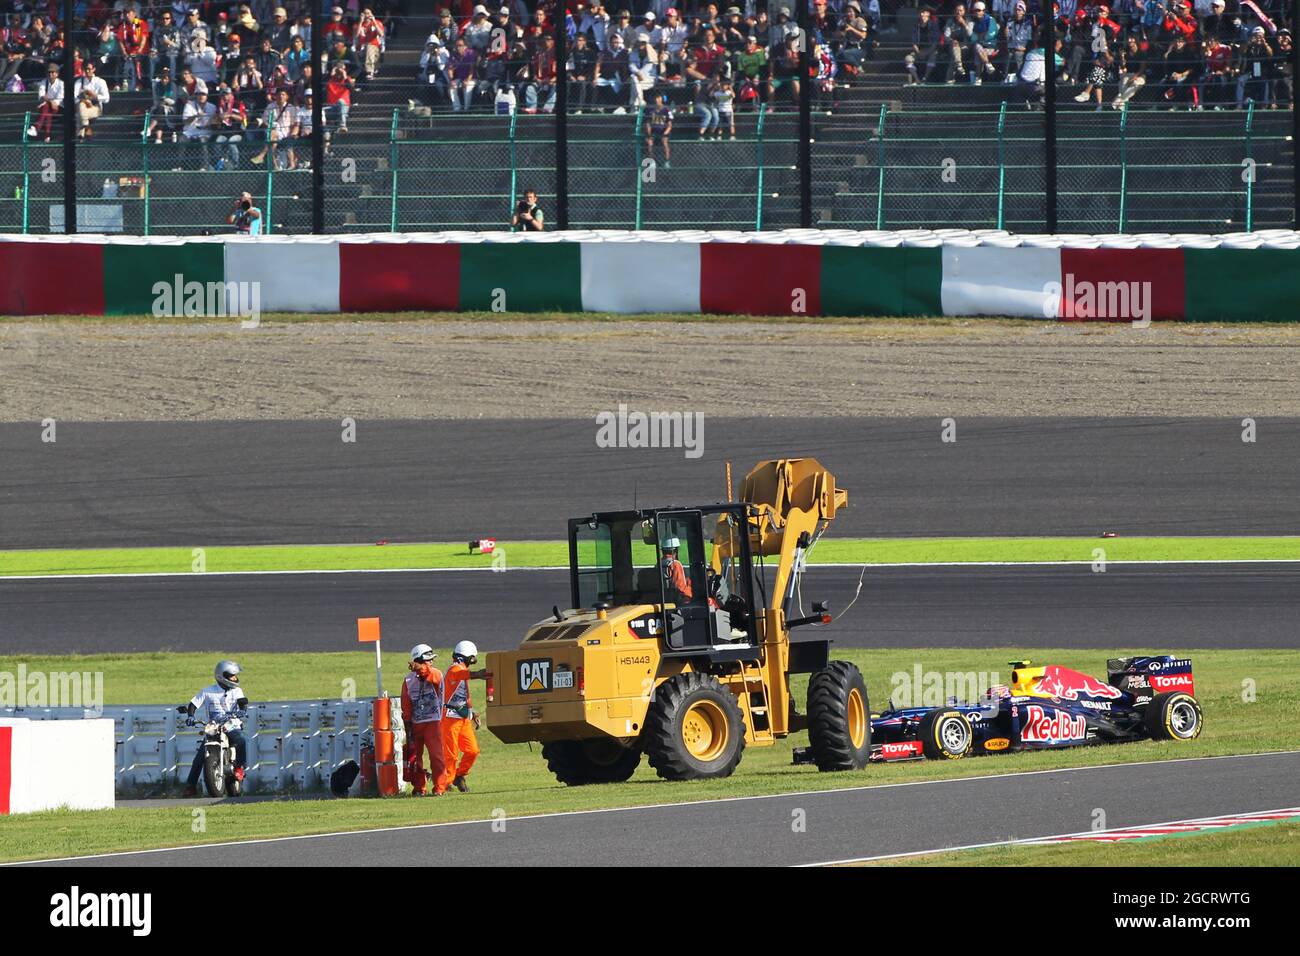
484;458;870;783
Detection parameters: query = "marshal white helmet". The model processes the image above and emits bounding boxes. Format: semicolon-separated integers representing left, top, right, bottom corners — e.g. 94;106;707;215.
409;643;436;663
453;640;478;664
215;659;242;690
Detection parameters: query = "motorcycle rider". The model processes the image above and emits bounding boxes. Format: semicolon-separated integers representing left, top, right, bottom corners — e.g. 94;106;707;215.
439;640;488;794
180;660;249;797
401;643;446;796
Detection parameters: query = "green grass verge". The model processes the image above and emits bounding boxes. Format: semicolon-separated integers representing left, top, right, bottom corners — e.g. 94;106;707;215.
867;820;1300;867
4;536;1300;577
0;647;1292;863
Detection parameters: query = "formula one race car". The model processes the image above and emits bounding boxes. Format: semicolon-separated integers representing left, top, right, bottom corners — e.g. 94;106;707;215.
867;656;1203;762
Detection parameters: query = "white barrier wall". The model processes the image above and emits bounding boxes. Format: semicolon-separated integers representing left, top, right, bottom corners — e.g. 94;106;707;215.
0;699;384;795
0;717;115;814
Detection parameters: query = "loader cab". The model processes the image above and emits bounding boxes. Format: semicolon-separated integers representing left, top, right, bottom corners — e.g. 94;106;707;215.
569;505;759;653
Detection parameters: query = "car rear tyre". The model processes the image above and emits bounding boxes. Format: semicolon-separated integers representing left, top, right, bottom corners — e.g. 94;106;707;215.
542;739;642;786
643;672;746;781
807;661;872;771
918;709;973;760
1144;691;1203;741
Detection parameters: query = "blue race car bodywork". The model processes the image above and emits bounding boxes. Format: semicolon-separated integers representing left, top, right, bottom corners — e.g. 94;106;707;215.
868;655;1202;762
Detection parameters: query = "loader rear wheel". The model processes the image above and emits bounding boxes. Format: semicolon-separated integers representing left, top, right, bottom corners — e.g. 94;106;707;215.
1144;692;1203;741
918;709;973;760
807;661;872;771
643;672;745;781
542;739;641;786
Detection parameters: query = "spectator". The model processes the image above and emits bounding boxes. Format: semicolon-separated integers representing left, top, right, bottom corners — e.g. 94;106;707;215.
1003;3;1034;83
285;34;310;80
419;33;449;106
1238;26;1272;105
251;86;299;169
593;30;629;109
943;3;973;84
188;34;219;86
94;21;124;89
354;8;385;80
327;62;355;132
735;33;767;103
29;63;63;142
152;8;182;81
568;30;598;111
512;188;544;230
767;31;801;107
464;5;493;53
653;7;689;81
1271;29;1293;109
967;1;999;84
1073;47;1114;108
713;75;736;137
644;90;673;167
180;7;208;52
264;7;293;56
180;88;216;169
629;32;661;106
148;64;180;143
1200;33;1233;108
212;83;246;169
323;6;352;49
448;36;478;111
694;75;721;136
523;32;558;112
906;6;941;84
1160;31;1200;107
21;16;54;85
118;8;150;92
838;2;873;79
74;61;111;139
233;54;264;109
1114;34;1150;107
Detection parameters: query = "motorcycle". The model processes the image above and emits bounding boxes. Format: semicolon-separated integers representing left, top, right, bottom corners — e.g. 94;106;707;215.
177;706;246;797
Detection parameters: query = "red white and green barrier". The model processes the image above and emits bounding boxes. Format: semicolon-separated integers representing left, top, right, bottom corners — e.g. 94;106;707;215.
3;230;1298;321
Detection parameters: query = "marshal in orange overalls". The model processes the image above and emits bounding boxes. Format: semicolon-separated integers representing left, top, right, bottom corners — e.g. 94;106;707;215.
401;663;445;795
439;660;481;794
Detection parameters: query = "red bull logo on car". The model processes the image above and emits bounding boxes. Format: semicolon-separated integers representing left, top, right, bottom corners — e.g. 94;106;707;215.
1020;705;1088;744
1037;666;1123;702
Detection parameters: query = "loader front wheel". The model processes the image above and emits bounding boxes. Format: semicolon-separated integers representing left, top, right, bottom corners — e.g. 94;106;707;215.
644;672;746;781
807;661;872;771
542;739;641;786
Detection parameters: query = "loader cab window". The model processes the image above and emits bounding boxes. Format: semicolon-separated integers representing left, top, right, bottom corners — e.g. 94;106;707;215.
656;512;707;611
571;515;662;610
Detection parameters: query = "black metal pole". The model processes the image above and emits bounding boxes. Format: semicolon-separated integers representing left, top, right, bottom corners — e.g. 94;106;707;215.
311;2;324;233
1044;13;1057;233
554;2;568;230
797;0;812;227
61;0;76;234
1293;0;1299;227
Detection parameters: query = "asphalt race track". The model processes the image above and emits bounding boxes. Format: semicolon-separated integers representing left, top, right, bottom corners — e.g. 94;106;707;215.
4;418;1300;549
22;752;1300;867
4;562;1298;653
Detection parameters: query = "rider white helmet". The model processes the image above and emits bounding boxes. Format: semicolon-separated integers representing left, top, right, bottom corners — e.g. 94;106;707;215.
215;659;242;690
409;643;436;663
453;640;478;664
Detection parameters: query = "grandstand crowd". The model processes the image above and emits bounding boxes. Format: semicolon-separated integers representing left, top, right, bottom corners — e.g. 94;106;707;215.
0;0;1294;157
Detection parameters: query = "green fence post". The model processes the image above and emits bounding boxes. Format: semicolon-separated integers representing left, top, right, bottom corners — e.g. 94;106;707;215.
389;108;400;231
141;111;151;236
508;108;518;230
875;103;887;229
20;111;30;234
996;101;1007;230
755;107;766;230
265;155;274;235
633;105;644;230
1244;100;1255;232
1117;106;1129;232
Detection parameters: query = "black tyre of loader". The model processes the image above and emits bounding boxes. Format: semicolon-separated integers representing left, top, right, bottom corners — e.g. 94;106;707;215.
542;739;642;786
1144;691;1203;741
917;709;974;760
643;672;746;781
807;660;872;771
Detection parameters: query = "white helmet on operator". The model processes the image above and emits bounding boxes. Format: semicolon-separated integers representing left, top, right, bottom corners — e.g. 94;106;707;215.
452;640;478;664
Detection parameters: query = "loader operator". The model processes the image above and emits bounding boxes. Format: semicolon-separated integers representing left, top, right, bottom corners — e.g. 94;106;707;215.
401;644;446;797
180;659;248;797
662;537;693;605
439;640;488;794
